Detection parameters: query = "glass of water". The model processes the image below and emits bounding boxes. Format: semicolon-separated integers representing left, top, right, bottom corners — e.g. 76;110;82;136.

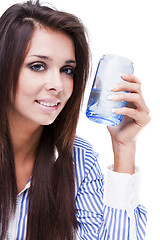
86;54;134;126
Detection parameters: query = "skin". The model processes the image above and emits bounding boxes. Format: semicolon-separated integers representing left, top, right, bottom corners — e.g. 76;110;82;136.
108;73;151;174
8;26;76;193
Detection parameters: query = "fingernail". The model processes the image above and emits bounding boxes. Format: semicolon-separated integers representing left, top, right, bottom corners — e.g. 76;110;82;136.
107;95;113;100
121;73;129;78
108;86;113;90
111;108;116;112
107;94;118;100
108;85;118;91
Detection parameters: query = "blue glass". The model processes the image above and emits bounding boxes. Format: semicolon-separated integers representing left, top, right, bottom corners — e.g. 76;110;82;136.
86;54;134;126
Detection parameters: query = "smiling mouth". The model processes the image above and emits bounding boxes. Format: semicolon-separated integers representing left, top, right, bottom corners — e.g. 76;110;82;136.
36;100;60;107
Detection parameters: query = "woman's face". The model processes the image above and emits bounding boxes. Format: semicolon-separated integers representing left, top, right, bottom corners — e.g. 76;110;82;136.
9;27;76;128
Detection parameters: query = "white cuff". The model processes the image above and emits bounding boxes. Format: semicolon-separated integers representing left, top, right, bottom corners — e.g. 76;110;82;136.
103;164;140;212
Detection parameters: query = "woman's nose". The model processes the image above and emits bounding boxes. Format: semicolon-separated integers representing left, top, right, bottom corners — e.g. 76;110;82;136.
45;69;63;93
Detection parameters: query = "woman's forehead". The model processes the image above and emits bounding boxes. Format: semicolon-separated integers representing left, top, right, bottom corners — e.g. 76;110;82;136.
25;27;76;63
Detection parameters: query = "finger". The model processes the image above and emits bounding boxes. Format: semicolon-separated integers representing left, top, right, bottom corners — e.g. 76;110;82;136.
108;92;148;113
110;81;141;93
112;107;151;127
120;73;142;85
126;98;150;115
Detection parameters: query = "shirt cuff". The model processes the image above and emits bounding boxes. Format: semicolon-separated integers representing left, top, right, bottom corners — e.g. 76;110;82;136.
103;164;140;212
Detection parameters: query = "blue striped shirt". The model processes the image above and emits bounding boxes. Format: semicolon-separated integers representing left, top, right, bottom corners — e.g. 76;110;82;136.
6;136;147;239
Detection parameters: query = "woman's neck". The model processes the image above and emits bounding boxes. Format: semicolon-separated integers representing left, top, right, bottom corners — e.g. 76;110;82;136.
8;119;43;193
11;125;42;156
12;125;43;162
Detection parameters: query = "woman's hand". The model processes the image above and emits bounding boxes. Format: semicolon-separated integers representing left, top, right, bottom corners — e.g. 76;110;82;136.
107;74;151;174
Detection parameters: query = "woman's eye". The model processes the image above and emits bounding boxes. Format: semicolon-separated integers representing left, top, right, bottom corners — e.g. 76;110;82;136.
29;63;46;72
61;66;75;76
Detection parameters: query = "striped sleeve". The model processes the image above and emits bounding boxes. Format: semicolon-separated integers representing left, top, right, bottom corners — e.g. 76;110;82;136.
74;137;104;239
73;136;147;240
135;205;147;239
98;205;147;239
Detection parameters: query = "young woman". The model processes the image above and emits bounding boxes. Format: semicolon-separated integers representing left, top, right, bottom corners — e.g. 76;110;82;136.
0;1;150;239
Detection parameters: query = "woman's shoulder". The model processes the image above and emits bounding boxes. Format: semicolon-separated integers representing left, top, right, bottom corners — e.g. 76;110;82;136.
73;136;100;178
73;135;93;150
73;136;103;196
73;135;98;159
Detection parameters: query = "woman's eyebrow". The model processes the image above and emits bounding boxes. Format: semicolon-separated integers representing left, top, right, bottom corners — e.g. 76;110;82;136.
27;54;52;61
65;60;76;64
27;55;76;64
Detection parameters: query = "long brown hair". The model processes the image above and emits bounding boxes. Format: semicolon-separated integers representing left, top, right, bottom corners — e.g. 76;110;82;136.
0;1;90;239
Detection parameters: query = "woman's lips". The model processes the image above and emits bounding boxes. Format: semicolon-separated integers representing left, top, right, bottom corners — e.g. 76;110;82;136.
36;100;59;107
35;99;60;112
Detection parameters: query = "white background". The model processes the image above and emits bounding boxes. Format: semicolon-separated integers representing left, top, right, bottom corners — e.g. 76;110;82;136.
1;0;160;239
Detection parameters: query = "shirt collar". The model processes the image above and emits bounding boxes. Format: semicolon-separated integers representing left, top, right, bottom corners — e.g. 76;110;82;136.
17;177;31;197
